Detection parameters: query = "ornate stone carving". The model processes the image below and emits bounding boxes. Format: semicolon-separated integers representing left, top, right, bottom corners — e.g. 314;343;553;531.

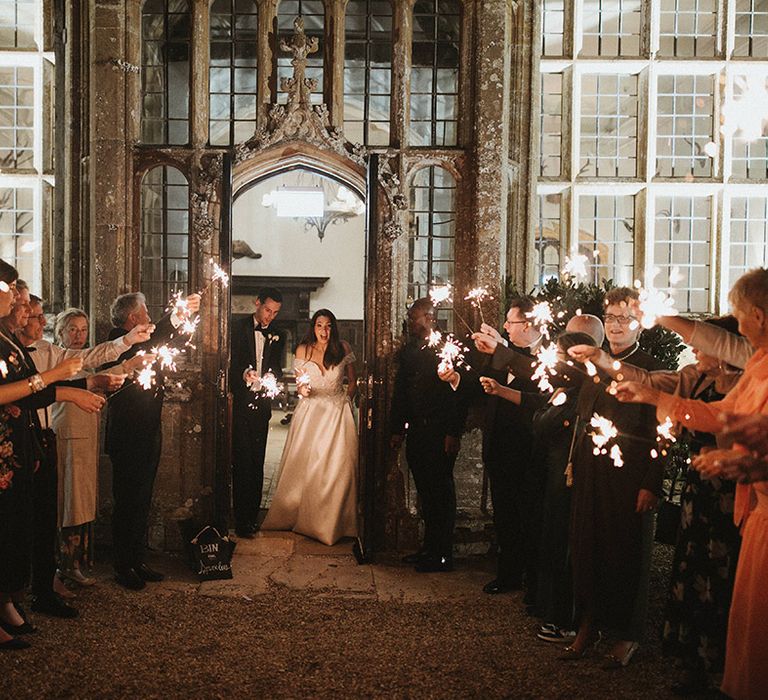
235;18;364;167
378;150;407;241
192;152;223;244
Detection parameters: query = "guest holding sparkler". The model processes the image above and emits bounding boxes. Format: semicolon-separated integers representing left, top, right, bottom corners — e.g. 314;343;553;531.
617;268;768;699
570;317;743;694
560;287;663;668
261;309;357;545
391;298;468;572
440;297;542;594
104;290;201;591
0;259;105;649
230;287;285;539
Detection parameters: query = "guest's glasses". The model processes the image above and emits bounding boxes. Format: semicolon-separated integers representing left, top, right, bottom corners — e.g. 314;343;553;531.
604;314;636;326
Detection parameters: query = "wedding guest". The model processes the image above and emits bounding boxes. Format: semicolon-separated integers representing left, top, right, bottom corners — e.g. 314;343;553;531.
617;267;768;699
105;291;201;591
0;260;104;647
439;297;542;593
562;287;663;669
571;317;743;693
391;298;468;572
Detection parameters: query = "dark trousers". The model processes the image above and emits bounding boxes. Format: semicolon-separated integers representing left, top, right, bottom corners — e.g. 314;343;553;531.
109;431;161;571
31;455;58;597
406;426;457;559
486;457;526;585
231;406;270;530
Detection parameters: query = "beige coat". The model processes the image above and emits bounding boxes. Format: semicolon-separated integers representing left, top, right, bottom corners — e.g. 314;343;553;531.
29;337;129;527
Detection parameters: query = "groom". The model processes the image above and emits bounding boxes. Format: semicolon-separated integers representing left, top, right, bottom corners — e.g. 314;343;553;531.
230;287;284;538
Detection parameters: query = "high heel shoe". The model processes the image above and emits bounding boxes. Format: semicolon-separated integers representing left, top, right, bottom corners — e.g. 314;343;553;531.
557;631;602;660
601;641;639;670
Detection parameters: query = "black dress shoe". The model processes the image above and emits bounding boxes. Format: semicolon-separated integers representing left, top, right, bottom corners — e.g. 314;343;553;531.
401;550;430;564
482;578;522;594
415;555;454;573
30;594;78;619
0;637;31;650
136;563;165;582
114;568;146;591
0;619;37;636
235;524;258;538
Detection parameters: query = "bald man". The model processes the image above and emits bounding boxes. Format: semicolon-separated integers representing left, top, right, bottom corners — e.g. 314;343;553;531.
565;313;604;347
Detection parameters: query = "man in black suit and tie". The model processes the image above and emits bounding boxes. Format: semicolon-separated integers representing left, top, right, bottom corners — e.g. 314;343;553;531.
230;287;284;538
106;291;201;591
390;298;468;572
441;296;543;593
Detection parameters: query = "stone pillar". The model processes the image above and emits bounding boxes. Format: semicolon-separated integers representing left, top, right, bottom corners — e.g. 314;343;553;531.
190;0;209;147
390;0;412;149
325;0;347;128
472;0;512;322
90;1;130;341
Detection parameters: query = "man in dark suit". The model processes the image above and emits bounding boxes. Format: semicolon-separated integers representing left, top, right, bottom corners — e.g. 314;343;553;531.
105;290;201;591
441;297;543;593
230;287;284;538
390;298;468;572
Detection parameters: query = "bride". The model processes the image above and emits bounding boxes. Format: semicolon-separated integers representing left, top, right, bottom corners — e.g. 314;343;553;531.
261;309;358;545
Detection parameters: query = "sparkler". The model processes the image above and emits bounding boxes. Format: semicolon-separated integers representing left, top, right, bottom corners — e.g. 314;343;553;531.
526;300;555;340
436;334;469;374
153;344;181;372
637;285;678;329
551;390;567;407
295;370;311;394
428;284;474;334
531;342;559;393
136;364;156;390
609;443;624;468
590;413;618;451
257;371;284;399
584;359;598;377
427;329;443;348
0;360;7;379
465;286;492;325
562;254;589;281
656;416;677;447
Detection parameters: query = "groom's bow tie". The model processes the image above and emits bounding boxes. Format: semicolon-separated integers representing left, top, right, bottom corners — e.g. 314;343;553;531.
254;325;269;335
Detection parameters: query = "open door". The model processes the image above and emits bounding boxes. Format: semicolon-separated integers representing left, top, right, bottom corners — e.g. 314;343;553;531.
354;153;380;563
214;152;234;530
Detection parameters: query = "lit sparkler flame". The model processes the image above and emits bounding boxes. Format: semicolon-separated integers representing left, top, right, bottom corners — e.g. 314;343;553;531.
437;334;467;373
531;342;559;393
0;360;7;378
152;344;180;372
136;365;156;390
590;413;619;451
429;285;453;306
259;372;284;399
527;301;555;339
295;371;311;389
210;258;230;288
465;286;492;324
584;360;597;377
610;443;624;468
563;254;589;280
427;329;443;348
656;416;677;443
638;285;678;329
551;390;567;406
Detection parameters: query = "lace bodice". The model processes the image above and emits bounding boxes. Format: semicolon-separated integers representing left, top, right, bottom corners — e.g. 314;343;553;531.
294;353;355;399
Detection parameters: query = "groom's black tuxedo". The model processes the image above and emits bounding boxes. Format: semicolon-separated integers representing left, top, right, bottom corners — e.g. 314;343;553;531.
230;314;285;532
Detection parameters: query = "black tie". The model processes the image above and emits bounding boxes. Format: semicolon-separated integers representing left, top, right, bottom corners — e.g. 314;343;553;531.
254;325;267;335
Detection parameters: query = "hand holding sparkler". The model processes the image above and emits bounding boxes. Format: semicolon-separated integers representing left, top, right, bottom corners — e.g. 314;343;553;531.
244;367;261;391
479;376;502;395
693;448;768;484
295;369;312;398
613;380;661;406
718;413;768;455
87;373;126;393
50;357;85;383
124;322;155;346
121;353;157;374
437;362;459;385
465;287;492;325
566;344;600;364
471;331;499;355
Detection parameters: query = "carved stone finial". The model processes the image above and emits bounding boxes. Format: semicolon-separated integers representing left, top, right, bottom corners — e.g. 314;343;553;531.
278;16;319;106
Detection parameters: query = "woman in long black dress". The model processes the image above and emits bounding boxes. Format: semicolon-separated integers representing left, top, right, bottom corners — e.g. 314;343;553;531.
0;260;104;650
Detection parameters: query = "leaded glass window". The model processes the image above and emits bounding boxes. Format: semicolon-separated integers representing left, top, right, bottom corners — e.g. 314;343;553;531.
209;0;259;146
658;0;718;57
408;166;456;328
734;0;768;57
728;194;768;287
581;0;642;57
0;65;33;170
140;166;190;321
0;0;36;49
0;185;33;277
409;0;460;147
536;191;564;284
343;0;392;146
577;193;635;286
141;0;191;145
540;72;563;177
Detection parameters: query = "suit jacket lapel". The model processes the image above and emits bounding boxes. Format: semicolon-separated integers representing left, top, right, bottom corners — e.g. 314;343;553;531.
245;315;257;367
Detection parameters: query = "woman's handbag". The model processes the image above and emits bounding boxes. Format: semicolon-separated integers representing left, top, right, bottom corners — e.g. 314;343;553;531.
190;526;236;581
655;466;684;545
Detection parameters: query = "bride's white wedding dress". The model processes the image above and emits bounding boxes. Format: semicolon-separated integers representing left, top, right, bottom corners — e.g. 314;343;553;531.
261;354;358;545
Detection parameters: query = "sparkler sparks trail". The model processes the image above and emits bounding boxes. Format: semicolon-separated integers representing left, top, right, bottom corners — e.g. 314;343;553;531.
531;342;559;393
136;365;156;390
590;413;619;452
609;443;624;468
429;284;453;306
637;285;678;329
584;360;598;377
258;372;284;399
0;360;7;378
427;329;443;348
562;254;589;280
437;334;468;374
551;391;567;406
656;416;677;443
527;301;555;339
295;371;311;391
153;345;181;372
210;259;230;288
465;286;492;324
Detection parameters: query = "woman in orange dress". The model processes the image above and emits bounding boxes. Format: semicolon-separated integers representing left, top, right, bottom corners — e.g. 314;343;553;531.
616;267;768;700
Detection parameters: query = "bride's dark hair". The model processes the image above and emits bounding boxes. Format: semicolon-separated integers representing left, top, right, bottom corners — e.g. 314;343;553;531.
299;308;345;369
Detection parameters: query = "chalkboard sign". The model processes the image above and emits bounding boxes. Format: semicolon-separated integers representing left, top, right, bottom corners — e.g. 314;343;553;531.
190;526;236;581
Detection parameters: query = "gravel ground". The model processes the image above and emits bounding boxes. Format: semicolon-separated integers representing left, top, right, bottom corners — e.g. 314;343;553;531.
2;545;713;699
